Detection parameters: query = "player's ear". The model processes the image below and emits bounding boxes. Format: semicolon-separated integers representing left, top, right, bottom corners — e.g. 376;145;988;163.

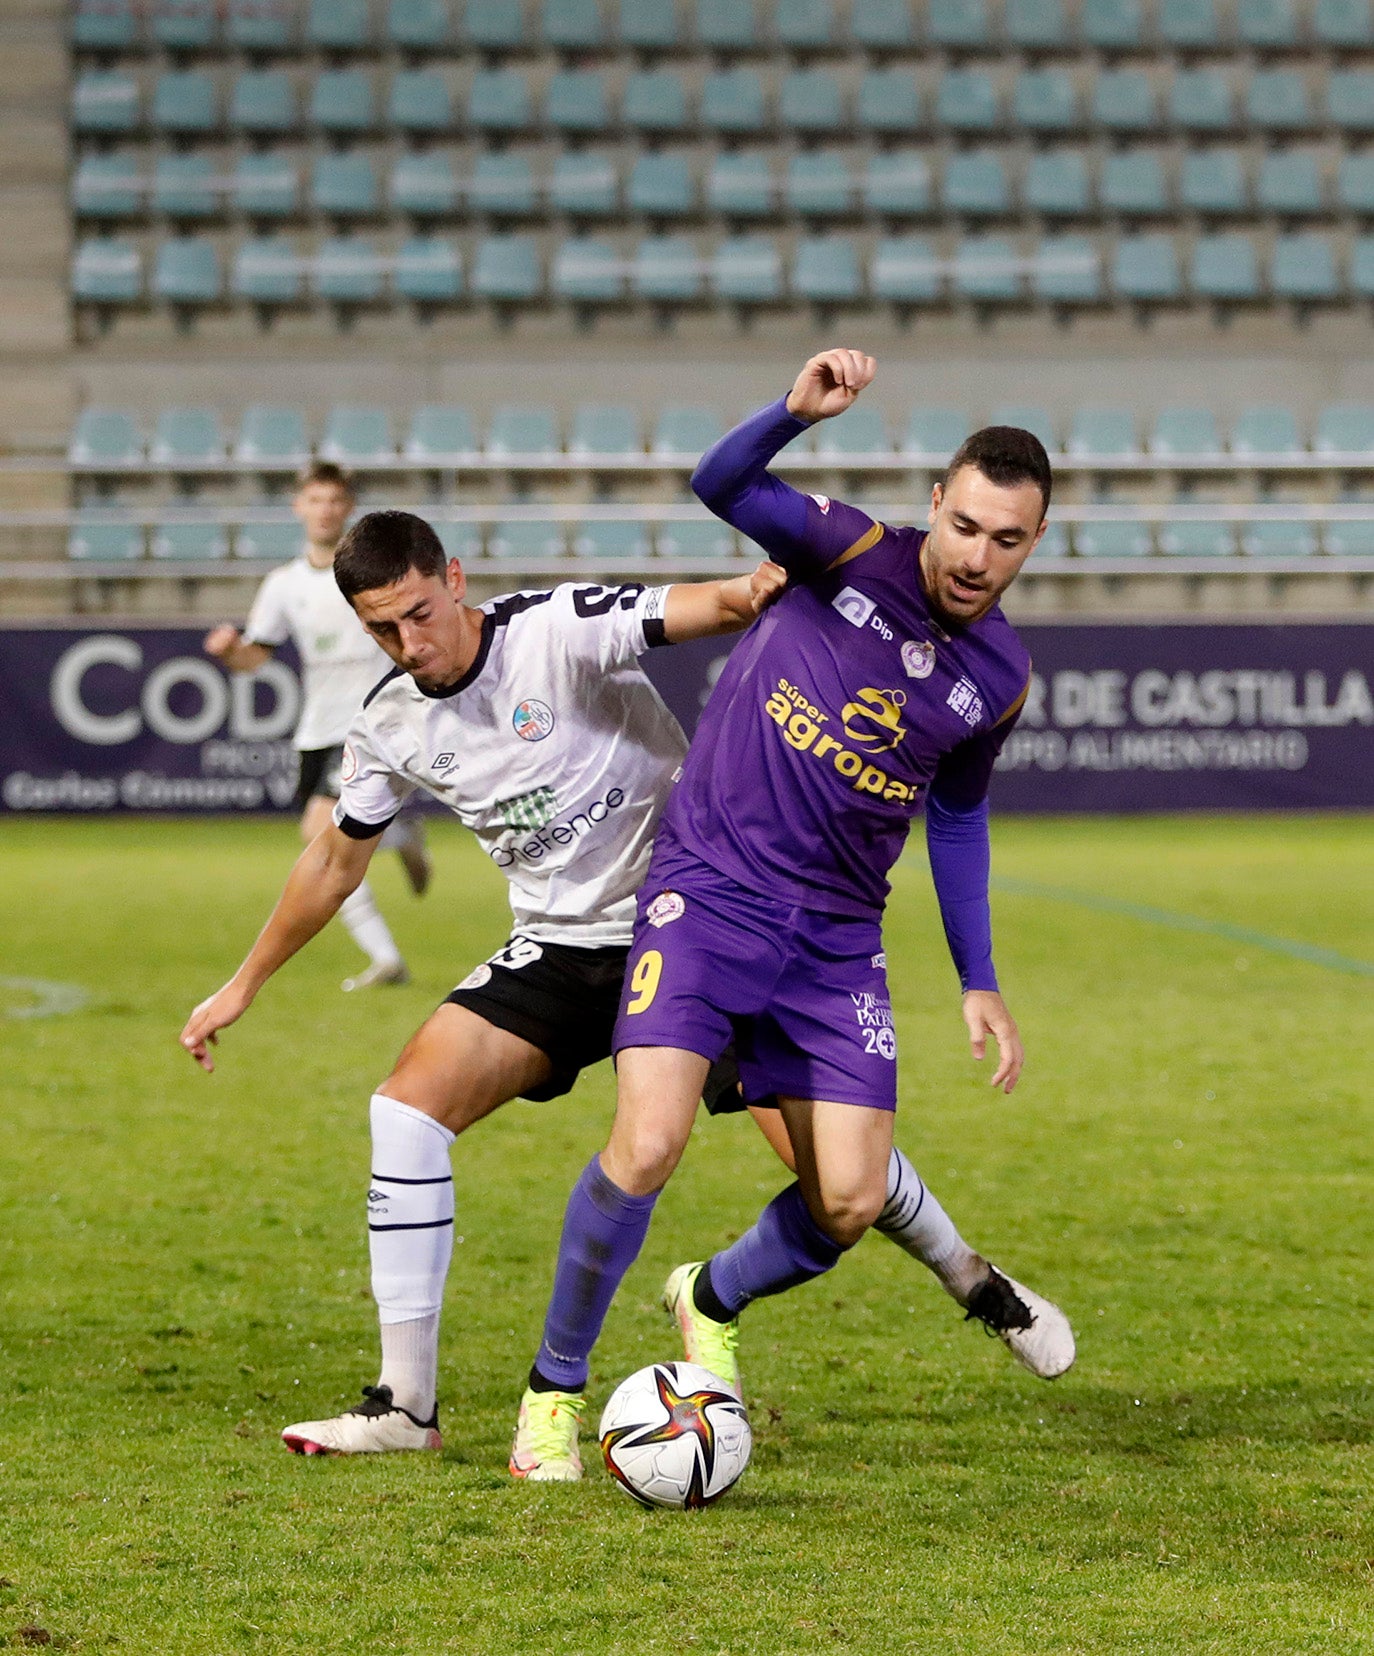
928;482;943;528
445;554;467;604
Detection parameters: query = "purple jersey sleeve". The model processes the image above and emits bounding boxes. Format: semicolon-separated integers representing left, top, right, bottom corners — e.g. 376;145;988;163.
691;396;881;578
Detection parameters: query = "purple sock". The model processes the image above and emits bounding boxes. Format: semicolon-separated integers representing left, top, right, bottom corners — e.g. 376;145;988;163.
706;1182;846;1317
534;1158;658;1391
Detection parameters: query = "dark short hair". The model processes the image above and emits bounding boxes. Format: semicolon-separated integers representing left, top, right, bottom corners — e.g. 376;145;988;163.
942;426;1052;515
334;510;448;603
295;459;355;494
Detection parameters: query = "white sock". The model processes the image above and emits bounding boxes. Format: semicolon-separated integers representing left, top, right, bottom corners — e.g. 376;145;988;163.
339;881;403;968
368;1093;455;1418
872;1147;987;1305
379;815;424;854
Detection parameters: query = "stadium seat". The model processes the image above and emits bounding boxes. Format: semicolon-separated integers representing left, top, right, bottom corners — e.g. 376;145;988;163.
391;153;458;216
463;0;523;46
73;155;142;221
1179;149;1249;215
489;521;567;559
72;71;140;135
779;70;845;135
1231;405;1303;455
1237;0;1299;47
1024;151;1090;217
73;0;137;49
311;69;375;133
628;154;696;218
404;406;478;462
1100;151;1169;216
787;152;854;216
321;406;394;463
990;404;1057;448
1068;408;1137;457
1314;403;1374;454
573;521;653;562
712;235;783;301
928;0;990;48
307;0;371;49
1149;406;1221;456
943;153;1011;217
152;71;217;135
311;155;379;217
570;405;640;456
1169;69;1235;133
863;151;933;215
870;235;942;303
935;69;998;134
1007;0;1069;47
1075;520;1152;557
553;236;624;301
694;0;758;47
488;406;560;457
551;154;619;216
632;235;702;299
432;522;482;562
850;0;914;48
151;522;230;561
701;69;768;134
1241;520;1317;557
1246;69;1312;133
232;236;303;302
776;0;834;47
152;237;221;304
1033;235;1101;302
542;0;603;49
1159;521;1236;556
620;0;680;49
1326;70;1374;132
314;237;385;302
1315;0;1374;46
1158;0;1220;48
1191;233;1260;300
69;517;144;561
1111;234;1182;300
230;72;296;135
235;406;309;465
1080;0;1143;48
1091;69;1156;133
708;153;773;216
469;154;537;216
235;520;302;561
472;236;542;300
390;70;452;133
1350;233;1374;295
1013;69;1079;134
954;237;1022;303
545;70;610;134
468;69;532;132
152;155;217;220
813;405;889;456
1323;519;1374;556
623;70;690;133
152;0;219;49
857;69;921;134
226;0;294;49
388;0;450;47
1337;152;1374;212
1257;154;1324;216
657;519;737;560
70;408;143;466
904;407;970;456
653;405;721;454
791;236;862;302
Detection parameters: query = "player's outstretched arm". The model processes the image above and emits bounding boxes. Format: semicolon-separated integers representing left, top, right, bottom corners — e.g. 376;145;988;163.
203;624;272;674
179;824;377;1072
661;560;787;643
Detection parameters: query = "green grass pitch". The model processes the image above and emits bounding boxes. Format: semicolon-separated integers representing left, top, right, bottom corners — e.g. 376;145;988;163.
1;814;1370;1655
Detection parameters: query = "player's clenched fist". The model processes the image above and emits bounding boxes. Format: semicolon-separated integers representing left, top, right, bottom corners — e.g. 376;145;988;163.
785;349;878;425
747;559;787;614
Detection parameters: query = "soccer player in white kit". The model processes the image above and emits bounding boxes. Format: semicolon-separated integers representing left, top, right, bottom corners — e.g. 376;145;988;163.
203;462;428;990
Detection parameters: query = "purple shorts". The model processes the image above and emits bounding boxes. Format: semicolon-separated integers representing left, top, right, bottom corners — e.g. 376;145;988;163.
612;847;897;1112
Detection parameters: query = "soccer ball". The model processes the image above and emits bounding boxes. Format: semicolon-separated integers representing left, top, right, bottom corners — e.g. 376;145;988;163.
598;1361;751;1510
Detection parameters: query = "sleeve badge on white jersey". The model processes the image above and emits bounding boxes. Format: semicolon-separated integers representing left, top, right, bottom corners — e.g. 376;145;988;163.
340;742;358;781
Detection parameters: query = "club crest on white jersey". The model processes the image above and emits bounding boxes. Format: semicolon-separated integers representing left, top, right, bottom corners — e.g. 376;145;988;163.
512;698;555;742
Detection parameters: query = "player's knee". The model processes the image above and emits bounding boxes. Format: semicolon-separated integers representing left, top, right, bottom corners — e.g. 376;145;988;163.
606;1122;686;1194
816;1182;886;1248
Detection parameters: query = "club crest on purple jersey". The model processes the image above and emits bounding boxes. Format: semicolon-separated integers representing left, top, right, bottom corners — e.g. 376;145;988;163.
901;639;935;680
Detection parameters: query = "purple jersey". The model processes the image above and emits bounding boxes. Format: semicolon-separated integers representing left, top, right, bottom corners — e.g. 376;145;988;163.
660;398;1032;924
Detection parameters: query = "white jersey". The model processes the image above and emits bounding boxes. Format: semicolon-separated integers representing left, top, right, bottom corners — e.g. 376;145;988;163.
244;555;390;750
334;581;688;948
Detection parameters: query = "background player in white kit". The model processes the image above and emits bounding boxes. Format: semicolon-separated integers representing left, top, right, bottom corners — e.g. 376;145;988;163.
203;462;428;991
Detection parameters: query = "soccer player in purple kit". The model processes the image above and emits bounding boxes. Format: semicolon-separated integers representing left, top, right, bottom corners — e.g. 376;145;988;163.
509;349;1076;1481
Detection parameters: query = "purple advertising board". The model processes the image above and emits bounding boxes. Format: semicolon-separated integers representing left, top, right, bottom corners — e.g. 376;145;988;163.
1;620;1371;815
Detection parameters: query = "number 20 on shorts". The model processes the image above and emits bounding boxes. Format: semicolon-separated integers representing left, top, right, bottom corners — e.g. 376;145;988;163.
625;949;663;1014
